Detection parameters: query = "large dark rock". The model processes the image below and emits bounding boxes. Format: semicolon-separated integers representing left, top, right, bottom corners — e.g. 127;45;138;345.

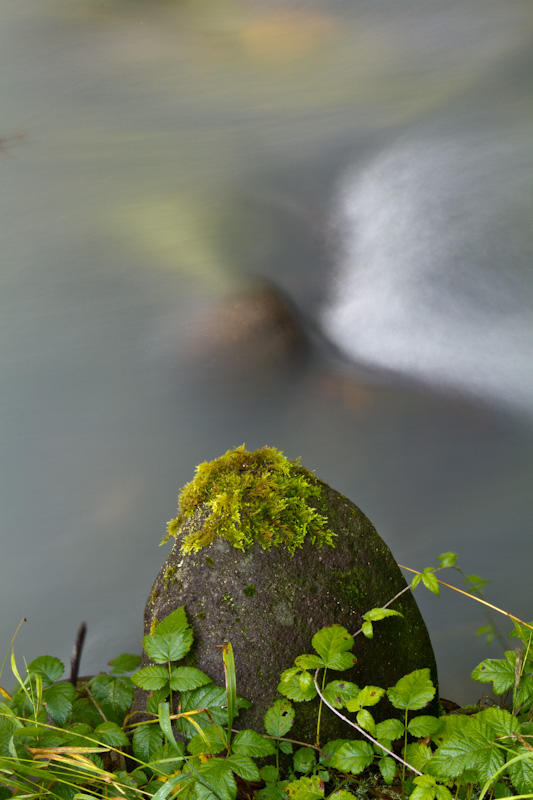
132;447;438;743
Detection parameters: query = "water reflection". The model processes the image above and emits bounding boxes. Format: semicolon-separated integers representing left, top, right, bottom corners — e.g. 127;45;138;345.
1;0;532;705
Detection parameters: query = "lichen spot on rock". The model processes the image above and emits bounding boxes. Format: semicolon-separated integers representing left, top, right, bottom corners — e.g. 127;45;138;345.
161;445;335;555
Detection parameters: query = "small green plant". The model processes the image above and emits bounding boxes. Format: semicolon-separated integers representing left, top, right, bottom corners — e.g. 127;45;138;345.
1;551;532;800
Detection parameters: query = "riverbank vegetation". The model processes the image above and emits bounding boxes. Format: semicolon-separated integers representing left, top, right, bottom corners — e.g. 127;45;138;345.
1;554;532;800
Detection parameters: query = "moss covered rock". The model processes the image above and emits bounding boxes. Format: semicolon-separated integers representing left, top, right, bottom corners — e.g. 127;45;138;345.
133;446;438;742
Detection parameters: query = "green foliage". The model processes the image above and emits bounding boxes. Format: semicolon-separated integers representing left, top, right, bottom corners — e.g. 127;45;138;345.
2;548;533;800
161;445;335;554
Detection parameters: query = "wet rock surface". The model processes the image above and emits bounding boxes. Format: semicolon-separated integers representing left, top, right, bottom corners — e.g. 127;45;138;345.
132;474;438;742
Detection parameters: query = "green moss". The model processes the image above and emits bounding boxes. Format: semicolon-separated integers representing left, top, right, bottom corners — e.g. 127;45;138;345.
162;565;178;592
243;583;256;597
162;445;335;555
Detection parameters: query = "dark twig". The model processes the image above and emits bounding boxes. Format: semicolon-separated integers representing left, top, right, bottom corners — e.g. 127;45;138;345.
69;622;87;686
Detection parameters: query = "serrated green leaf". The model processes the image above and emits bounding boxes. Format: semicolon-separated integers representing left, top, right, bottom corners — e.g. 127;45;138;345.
295;655;325;670
330;740;374;774
143;627;194;664
464;574;490;594
108;653;141;674
256;781;290;800
260;765;279;783
428;717;504;783
312;626;354;668
478;706;520;740
277;671;317;702
187;724;228;755
279;740;293;754
196;757;237;800
299;672;314;694
153;607;189;636
379;755;397;784
472;656;515;694
436;552;457;568
347;685;385;711
356;709;375;735
404;742;434;773
330;792;357;800
264;698;295;737
226;754;260;782
322;680;359;709
176;685;228;734
293;746;316;774
93;721;129;748
507;746;533;795
285;774;325;800
421;571;440;596
88;674;135;717
26;656;64;686
132;665;169;691
43;681;77;724
411;574;422;590
150;742;186;777
407;715;442;738
375;717;404;742
363;608;403;623
387;669;435;711
232;729;277;758
169;666;212;691
362;621;373;639
132;724;164;762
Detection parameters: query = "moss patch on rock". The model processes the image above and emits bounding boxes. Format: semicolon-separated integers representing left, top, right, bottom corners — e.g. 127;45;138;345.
162;445;335;555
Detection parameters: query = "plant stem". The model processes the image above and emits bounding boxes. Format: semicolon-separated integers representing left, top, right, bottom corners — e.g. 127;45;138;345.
399;566;533;631
312;670;422;777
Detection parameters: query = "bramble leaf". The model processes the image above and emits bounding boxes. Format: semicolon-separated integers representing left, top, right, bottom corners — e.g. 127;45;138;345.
362;621;373;638
285;774;325;800
293;746;316;774
225;754;260;782
195;757;237;800
108;653;141;674
387;669;435;711
471;655;515;694
312;626;355;669
277;671;317;702
88;674;135;717
507;746;533;794
363;608;403;623
347;685;385;712
232;729;277;758
132;724;164;762
143;627;194;664
131;665;169;691
378;755;397;784
42;682;77;724
264;698;295;737
356;709;375;735
404;742;433;773
407;715;442;738
169;666;212;691
322;680;359;709
177;685;228;733
421;570;439;596
436;552;457;569
295;655;325;670
411;774;452;800
154;607;189;635
330;740;374;774
375;718;404;742
93;721;129;748
26;656;64;687
187;724;228;755
428;716;504;783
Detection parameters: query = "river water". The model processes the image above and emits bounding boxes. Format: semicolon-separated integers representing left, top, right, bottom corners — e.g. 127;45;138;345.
1;0;532;704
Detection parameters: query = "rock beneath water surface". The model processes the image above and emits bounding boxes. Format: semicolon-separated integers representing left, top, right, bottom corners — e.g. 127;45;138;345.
132;446;438;742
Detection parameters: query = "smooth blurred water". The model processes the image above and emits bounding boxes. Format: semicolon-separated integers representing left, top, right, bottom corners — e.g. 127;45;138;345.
1;0;532;704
